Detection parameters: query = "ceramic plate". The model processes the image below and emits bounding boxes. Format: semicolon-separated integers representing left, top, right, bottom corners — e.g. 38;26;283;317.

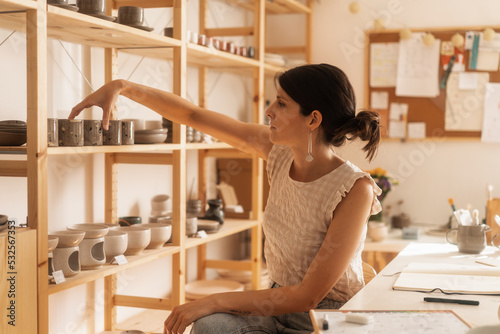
185;279;244;300
117;23;155;32
50;3;79;11
78;11;116;21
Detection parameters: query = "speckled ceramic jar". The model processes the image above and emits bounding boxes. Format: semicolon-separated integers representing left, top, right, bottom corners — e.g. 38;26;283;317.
58;119;84;146
47;118;58;147
121;120;134;145
84;119;103;146
103;120;122;145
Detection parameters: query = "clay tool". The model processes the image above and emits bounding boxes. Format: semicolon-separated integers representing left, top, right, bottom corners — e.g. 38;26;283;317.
448;198;457;212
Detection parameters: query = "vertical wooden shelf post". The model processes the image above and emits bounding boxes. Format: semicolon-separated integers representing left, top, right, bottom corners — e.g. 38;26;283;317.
171;0;188;307
26;1;48;333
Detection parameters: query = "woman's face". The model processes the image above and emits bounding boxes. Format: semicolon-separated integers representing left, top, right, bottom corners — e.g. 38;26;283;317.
265;87;310;146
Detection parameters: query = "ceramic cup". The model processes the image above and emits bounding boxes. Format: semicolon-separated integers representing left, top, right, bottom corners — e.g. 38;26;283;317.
117;6;144;25
52;246;80;277
151;194;170;213
134;223;171;249
84;119;103;146
446;225;491;254
113;226;151;255
121;120;134;145
58;119;84;146
79;237;106;269
76;0;105;14
103;120;122;145
47;118;58;147
367;221;388;242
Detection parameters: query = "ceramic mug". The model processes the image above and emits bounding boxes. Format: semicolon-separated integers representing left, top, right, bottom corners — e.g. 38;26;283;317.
446;225;491;254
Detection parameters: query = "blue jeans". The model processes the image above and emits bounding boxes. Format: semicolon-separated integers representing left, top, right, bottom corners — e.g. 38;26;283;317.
190;282;344;334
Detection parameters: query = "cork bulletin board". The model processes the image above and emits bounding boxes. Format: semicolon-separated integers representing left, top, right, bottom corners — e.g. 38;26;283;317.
365;26;500;139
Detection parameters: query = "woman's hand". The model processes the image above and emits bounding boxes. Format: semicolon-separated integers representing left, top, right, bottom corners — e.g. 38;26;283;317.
68;80;125;130
164;298;214;334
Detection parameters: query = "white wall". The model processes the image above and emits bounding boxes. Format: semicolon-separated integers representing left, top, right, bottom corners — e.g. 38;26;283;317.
307;0;500;227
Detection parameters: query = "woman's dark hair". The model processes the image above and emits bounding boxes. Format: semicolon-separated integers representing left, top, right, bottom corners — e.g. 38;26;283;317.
275;63;380;161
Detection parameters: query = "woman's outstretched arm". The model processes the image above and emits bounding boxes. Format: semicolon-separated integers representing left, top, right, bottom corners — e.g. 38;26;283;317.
69;79;273;159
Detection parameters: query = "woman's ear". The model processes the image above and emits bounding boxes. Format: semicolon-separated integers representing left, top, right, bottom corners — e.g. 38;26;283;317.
309;110;322;131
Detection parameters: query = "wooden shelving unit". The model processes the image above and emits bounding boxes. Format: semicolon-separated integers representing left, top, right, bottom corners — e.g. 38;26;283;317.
0;0;313;333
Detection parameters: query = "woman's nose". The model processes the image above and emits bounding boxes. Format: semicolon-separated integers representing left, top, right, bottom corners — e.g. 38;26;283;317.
265;105;274;119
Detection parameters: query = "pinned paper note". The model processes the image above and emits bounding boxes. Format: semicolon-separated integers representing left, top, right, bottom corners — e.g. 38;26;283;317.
370;43;399;87
458;72;479;90
407;122;426;139
481;82;500;142
396;33;440;97
370;91;389;109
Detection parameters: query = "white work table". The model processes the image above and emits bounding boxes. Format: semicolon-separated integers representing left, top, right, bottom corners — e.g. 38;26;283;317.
343;242;500;328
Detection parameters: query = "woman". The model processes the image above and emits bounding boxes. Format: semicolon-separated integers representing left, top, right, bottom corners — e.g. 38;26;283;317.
70;63;382;334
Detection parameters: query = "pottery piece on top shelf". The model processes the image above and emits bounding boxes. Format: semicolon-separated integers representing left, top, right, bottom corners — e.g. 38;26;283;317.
83;119;103;146
103;120;122;145
116;6;154;32
58;119;84;146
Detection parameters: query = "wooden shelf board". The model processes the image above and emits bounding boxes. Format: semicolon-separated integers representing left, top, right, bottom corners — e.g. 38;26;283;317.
185;218;259;249
0;0;37;12
48;244;180;295
224;0;311;14
46;6;180;50
44;142;235;155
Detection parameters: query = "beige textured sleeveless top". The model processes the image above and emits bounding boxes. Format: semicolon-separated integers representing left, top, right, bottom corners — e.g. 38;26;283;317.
263;145;382;302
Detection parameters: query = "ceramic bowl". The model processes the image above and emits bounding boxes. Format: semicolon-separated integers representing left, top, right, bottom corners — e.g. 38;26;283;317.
104;230;128;261
48;235;59;253
134;129;168;144
67;223;109;239
0;214;8;230
0;131;27;146
118;216;142;226
134;223;171;249
113;226;151;255
49;230;85;247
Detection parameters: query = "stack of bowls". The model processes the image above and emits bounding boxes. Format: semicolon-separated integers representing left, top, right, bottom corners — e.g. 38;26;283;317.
0;120;27;146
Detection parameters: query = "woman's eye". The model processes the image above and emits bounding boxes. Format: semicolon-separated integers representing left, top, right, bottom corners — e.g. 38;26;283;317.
278;101;285;107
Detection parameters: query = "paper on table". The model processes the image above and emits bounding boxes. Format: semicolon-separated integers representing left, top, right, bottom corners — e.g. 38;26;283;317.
393;262;500;295
370;42;399;87
310;310;470;334
481;82;500;142
445;72;489;131
395;33;440;97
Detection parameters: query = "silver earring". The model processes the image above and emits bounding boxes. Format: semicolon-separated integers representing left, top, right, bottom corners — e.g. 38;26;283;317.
306;129;314;162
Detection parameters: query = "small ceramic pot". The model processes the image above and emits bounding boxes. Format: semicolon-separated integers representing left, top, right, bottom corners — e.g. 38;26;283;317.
164;27;173;38
104;230;128;262
47;118;58;147
186;216;198;236
84;119;103;146
53;246;80;277
58;119;84;146
76;0;105;14
117;6;144;25
103;120;122;145
79;237;106;269
202;199;224;224
121;120;134;145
